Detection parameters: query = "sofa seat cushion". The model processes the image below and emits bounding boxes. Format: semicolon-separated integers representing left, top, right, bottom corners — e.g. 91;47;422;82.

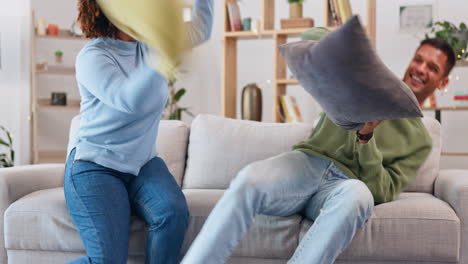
4;188;148;255
299;192;460;262
5;188;302;260
181;189;302;259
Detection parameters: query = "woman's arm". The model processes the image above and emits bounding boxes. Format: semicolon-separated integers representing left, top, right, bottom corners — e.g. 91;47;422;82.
76;47;166;114
184;0;214;48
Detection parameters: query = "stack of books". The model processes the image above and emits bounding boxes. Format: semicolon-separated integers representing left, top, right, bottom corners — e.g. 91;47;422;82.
454;91;468;107
328;0;353;26
279;95;303;123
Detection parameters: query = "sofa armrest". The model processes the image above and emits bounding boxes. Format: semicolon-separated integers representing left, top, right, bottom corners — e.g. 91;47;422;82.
434;169;468;263
0;164;65;264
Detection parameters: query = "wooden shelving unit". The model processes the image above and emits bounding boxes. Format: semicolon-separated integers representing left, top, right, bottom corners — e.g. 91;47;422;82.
30;12;86;164
222;0;376;122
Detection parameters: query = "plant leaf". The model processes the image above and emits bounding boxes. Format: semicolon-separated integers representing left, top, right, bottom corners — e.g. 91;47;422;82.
174;88;186;102
0;138;9;147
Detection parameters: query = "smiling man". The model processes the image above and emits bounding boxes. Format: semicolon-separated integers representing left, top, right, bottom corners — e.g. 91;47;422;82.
182;38;456;264
403;38;454;105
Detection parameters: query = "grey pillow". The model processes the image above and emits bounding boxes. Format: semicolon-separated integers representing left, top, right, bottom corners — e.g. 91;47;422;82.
279;16;422;130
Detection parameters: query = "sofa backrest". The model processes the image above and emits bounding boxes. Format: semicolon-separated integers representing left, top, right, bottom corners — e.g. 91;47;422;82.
68;116;189;186
403;117;441;193
182;114;441;194
182;114;314;189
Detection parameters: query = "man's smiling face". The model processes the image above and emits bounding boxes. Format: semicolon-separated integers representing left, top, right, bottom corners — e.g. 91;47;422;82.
403;44;450;104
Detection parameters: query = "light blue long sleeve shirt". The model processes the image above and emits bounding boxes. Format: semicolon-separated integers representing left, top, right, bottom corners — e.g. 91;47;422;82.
69;0;213;175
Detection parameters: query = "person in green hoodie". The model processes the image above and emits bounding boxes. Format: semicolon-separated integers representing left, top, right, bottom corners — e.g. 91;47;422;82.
182;38;456;264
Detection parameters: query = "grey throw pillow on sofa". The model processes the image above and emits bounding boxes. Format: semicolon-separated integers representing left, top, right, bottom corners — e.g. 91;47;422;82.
279;15;422;130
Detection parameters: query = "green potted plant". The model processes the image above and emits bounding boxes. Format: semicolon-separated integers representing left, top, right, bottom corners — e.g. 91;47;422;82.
0;125;14;168
288;0;304;19
54;50;63;64
426;21;468;60
164;75;194;120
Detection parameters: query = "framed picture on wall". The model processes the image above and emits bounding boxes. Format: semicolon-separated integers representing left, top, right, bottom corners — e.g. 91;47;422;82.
399;3;434;33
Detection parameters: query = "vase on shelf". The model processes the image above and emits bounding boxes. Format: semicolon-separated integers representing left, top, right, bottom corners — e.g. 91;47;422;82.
241;83;262;122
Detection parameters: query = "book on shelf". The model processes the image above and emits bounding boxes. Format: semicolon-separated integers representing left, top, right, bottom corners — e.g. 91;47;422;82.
329;0;353;26
328;0;339;27
279;95;303;123
226;0;242;31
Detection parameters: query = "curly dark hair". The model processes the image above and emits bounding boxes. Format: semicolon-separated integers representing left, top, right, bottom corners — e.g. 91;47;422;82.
77;0;119;39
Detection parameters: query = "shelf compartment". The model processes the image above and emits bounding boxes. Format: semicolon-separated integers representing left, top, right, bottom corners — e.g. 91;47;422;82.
35;29;87;40
36;151;67;163
37;98;81;109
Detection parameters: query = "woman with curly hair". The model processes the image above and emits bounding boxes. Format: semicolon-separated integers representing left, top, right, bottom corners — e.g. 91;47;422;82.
63;0;213;263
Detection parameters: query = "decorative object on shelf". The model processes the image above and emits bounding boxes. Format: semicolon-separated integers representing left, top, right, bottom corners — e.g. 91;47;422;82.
54;50;63;64
0;125;14;168
163;73;193;120
47;24;59;36
51;92;67;106
279;95;302;122
242;17;252;31
226;0;243;31
426;21;468;60
251;18;260;32
280;18;314;29
241;83;262;121
37;18;47;36
288;0;304;19
69;20;84;37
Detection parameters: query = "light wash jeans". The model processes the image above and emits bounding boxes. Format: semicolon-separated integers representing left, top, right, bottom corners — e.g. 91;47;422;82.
64;148;189;264
182;150;374;264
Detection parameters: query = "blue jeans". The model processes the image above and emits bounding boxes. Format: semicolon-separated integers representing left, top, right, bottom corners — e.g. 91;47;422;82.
64;149;189;264
182;151;374;264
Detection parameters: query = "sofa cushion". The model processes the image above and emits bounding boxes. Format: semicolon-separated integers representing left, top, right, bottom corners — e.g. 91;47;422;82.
181;189;301;259
4;188;148;255
68;116;189;186
279;16;422;131
5;187;301;260
404;117;441;193
183;115;313;189
299;192;460;262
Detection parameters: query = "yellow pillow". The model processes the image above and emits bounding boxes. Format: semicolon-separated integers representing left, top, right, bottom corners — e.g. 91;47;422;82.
97;0;185;79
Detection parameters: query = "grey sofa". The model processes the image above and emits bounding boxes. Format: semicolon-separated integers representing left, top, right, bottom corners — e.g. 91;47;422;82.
0;114;466;264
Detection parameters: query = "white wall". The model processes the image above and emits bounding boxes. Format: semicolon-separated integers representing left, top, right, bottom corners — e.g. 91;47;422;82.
0;0;467;168
0;0;31;165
